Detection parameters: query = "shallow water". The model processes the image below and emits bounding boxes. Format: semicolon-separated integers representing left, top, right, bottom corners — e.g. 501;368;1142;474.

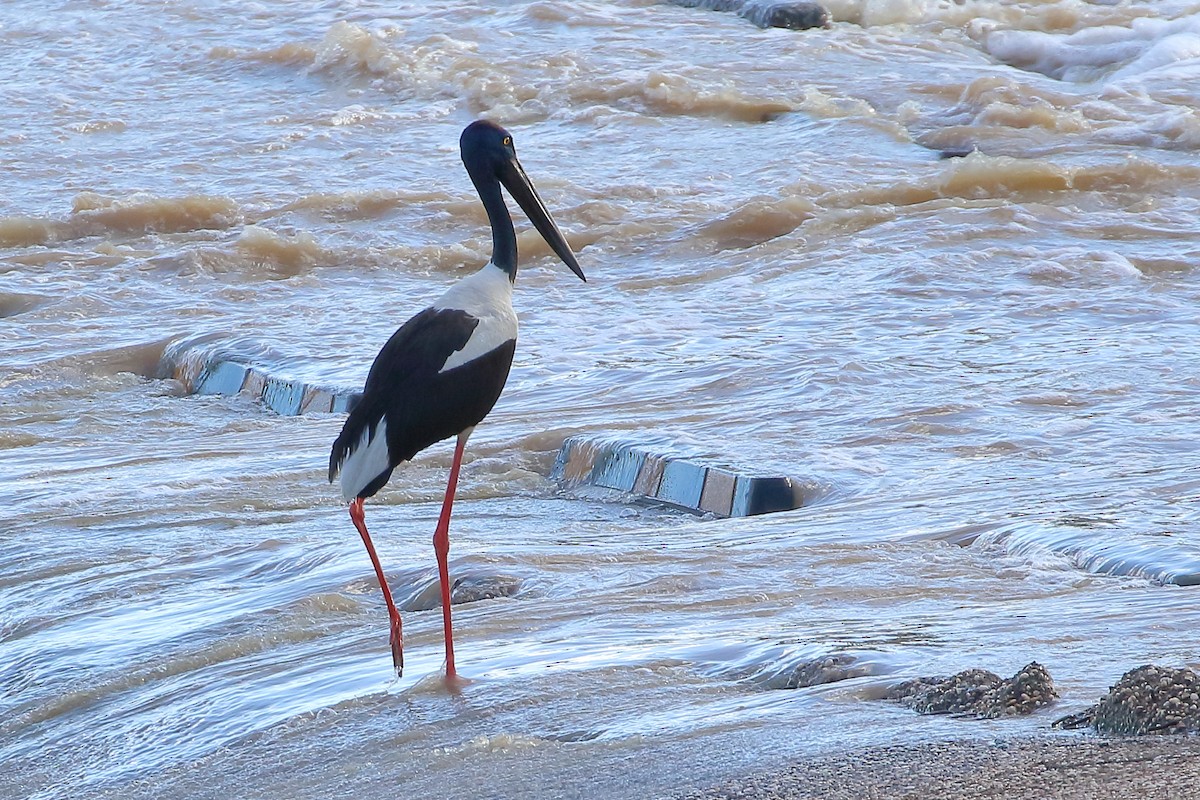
2;1;1199;798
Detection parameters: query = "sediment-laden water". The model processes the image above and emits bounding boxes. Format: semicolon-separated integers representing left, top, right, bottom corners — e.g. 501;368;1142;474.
2;1;1198;798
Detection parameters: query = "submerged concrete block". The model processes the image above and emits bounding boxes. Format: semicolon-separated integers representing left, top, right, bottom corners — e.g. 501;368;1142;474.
592;442;647;492
700;467;737;517
240;368;268;402
633;452;668;498
731;475;805;517
262;377;306;416
658;459;708;510
195;360;248;396
553;435;806;518
330;390;361;414
161;343;811;521
552;435;600;484
161;339;358;418
300;386;334;415
171;351;206;389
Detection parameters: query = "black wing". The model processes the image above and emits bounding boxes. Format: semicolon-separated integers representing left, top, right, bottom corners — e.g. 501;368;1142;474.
328;307;479;483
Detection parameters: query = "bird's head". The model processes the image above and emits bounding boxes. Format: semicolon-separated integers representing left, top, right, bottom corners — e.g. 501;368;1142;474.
460;120;586;282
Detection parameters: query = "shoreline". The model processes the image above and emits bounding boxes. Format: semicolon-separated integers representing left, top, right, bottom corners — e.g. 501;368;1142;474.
674;733;1200;800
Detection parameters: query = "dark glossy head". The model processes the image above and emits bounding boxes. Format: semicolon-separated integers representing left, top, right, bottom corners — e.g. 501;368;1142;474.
459;120;585;281
460;120;517;175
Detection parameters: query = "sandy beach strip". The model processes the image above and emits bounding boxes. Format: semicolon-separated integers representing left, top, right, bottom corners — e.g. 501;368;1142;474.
674;735;1200;800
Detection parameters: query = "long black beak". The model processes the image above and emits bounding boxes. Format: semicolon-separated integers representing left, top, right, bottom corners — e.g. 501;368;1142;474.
499;157;586;282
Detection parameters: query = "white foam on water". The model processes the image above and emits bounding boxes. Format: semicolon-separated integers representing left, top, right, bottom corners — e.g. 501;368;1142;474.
822;0;1016;27
983;12;1200;84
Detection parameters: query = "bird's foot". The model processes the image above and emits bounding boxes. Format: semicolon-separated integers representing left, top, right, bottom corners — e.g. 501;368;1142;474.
389;615;404;677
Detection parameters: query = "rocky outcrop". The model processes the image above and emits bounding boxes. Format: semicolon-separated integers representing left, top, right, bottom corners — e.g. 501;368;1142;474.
887;662;1058;718
777;653;876;689
668;0;830;31
1054;665;1200;734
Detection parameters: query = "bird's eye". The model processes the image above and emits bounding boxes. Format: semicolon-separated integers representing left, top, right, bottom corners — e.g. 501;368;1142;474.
502;136;512;147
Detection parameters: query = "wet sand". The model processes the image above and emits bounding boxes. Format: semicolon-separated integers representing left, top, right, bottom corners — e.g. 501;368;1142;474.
677;735;1200;800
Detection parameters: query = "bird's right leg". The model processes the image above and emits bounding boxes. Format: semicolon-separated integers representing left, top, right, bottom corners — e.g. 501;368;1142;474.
349;497;404;676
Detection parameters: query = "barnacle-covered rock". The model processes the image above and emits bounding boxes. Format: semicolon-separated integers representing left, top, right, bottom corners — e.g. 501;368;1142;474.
888;662;1057;718
780;653;870;689
1054;664;1200;734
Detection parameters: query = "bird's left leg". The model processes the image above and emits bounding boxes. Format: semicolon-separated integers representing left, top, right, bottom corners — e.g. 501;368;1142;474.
433;427;472;681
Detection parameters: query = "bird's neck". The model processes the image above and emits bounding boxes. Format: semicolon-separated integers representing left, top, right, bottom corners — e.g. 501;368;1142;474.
476;176;518;283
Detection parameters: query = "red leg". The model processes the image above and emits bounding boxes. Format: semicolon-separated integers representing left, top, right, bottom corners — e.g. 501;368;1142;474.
434;428;471;680
349;497;404;676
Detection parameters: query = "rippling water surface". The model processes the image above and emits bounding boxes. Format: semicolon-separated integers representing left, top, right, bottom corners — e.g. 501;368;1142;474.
3;1;1199;798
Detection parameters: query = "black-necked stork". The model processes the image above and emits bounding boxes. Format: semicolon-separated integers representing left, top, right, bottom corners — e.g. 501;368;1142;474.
328;120;585;680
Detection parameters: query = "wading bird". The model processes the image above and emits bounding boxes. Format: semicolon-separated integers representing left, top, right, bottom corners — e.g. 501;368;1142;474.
328;120;585;680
